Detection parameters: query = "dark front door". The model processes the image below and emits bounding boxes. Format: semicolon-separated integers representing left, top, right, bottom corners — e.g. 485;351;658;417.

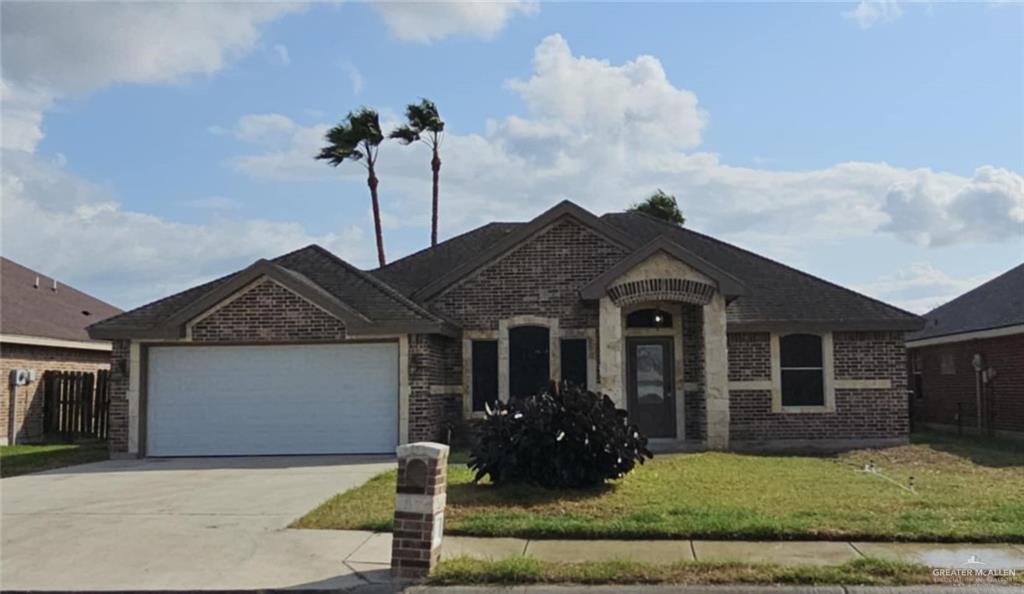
626;337;677;438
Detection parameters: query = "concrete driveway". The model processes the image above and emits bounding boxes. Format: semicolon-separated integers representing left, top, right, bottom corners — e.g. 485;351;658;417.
1;455;395;591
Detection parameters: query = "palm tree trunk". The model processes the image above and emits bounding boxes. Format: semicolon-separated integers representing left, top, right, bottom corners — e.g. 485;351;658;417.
367;166;386;267
431;147;441;247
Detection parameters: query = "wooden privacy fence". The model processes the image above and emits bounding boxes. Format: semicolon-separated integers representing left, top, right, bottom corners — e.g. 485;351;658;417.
42;370;111;440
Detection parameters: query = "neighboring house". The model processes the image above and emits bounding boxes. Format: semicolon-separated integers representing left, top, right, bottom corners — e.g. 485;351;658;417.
906;263;1023;441
1;258;122;445
89;201;921;457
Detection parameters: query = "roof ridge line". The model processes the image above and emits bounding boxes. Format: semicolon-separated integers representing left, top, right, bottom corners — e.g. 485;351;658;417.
302;245;446;323
611;212;920;320
921;262;1024;317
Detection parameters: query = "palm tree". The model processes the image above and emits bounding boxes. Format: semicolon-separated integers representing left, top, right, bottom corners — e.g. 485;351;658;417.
390;98;445;247
316;108;387;267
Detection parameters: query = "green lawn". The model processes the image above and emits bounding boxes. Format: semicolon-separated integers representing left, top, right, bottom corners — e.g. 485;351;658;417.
0;441;109;478
430;556;1001;587
293;432;1024;542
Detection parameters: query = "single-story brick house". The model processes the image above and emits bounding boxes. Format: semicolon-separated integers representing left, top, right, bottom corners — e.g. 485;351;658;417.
907;263;1023;441
1;257;122;444
89;201;921;457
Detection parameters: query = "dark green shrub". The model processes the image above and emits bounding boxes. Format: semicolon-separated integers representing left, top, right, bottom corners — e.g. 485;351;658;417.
468;382;652;488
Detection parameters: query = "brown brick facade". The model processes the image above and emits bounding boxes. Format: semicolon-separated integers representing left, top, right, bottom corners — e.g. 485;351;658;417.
727;332;771;381
430;220;628;330
909;332;1024;436
682;304;705;441
729;331;909;444
1;342;111;443
191;279;346;343
408;334;461;443
107;339;130;453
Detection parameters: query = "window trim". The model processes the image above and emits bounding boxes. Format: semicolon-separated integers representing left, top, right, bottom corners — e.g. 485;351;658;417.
770;332;835;413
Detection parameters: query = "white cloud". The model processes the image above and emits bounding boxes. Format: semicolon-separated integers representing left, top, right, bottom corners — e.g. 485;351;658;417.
188;196;243;211
373;1;537;43
843;0;904;29
881;165;1024;246
343;61;365;94
0;2;360;308
0;2;302;153
0;2;301;95
230;34;1022;257
273;43;291;66
1;151;371;308
853;263;998;313
233;113;299;145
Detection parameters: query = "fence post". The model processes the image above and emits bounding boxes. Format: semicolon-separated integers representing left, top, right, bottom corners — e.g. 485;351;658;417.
391;442;449;581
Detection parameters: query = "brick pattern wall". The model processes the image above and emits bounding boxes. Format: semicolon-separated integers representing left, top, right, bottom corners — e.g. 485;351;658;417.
910;333;1023;435
730;331;908;443
1;343;111;443
682;304;705;440
430;220;629;330
834;331;904;380
408;334;461;442
107;340;130;453
727;332;771;381
191;279;346;342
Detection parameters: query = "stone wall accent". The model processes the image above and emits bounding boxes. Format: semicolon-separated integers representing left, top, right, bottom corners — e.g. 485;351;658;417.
730;331;908;443
392;442;449;580
409;334;461;442
703;294;730;449
910;332;1024;436
107;340;130;453
727;332;771;381
430;220;629;330
1;343;112;443
191;279;346;342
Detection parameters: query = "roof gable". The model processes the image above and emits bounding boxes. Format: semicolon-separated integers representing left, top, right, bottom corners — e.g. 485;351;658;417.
910;262;1024;341
580;236;747;300
88;245;455;340
410;200;640;301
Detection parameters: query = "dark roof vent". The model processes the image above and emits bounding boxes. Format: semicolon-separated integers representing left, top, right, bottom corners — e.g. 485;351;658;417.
81;310;91;316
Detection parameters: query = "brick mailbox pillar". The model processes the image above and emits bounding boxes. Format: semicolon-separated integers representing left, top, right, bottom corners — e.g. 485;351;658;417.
391;441;449;580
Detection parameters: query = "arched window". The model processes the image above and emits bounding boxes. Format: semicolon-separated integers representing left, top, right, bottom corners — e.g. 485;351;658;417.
626;308;673;329
779;334;824;406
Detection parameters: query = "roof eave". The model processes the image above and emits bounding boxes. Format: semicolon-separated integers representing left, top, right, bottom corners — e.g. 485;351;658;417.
728;318;924;333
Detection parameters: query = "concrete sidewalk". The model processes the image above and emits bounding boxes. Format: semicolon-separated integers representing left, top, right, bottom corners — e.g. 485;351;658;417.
394;534;1024;570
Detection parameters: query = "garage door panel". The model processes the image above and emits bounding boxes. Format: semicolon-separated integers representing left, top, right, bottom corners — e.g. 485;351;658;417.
147;343;398;456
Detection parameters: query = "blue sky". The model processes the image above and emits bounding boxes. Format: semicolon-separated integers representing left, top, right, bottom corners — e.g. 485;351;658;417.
2;1;1022;312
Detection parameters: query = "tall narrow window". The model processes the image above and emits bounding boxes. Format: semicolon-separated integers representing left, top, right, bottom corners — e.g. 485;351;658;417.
471;340;498;412
509;326;549;398
779;334;824;406
560;338;588;390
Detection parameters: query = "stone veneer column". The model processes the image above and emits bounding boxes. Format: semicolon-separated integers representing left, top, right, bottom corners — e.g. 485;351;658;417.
703;293;730;449
391;442;449;580
598;296;624;406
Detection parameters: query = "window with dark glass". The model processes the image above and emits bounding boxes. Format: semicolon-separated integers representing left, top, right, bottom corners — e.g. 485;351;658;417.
560;338;588;390
779;334;824;406
509;326;550;398
471;340;498;412
626;308;673;329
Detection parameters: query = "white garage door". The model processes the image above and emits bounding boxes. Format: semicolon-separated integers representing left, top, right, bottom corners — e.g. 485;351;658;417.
146;343;398;456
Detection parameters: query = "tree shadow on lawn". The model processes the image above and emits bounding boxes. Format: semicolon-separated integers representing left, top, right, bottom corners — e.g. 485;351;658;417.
910;431;1024;469
447;479;615;508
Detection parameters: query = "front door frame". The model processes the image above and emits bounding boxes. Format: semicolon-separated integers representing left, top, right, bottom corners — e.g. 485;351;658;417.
625;336;678;438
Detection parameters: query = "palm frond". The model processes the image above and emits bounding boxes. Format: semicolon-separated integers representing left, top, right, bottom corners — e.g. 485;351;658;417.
315;108;383;166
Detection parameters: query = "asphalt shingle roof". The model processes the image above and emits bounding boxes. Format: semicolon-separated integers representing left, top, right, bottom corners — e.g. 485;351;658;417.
601;212;920;328
89;245;442;336
909;263;1024;341
1;257;122;343
91;204;923;337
